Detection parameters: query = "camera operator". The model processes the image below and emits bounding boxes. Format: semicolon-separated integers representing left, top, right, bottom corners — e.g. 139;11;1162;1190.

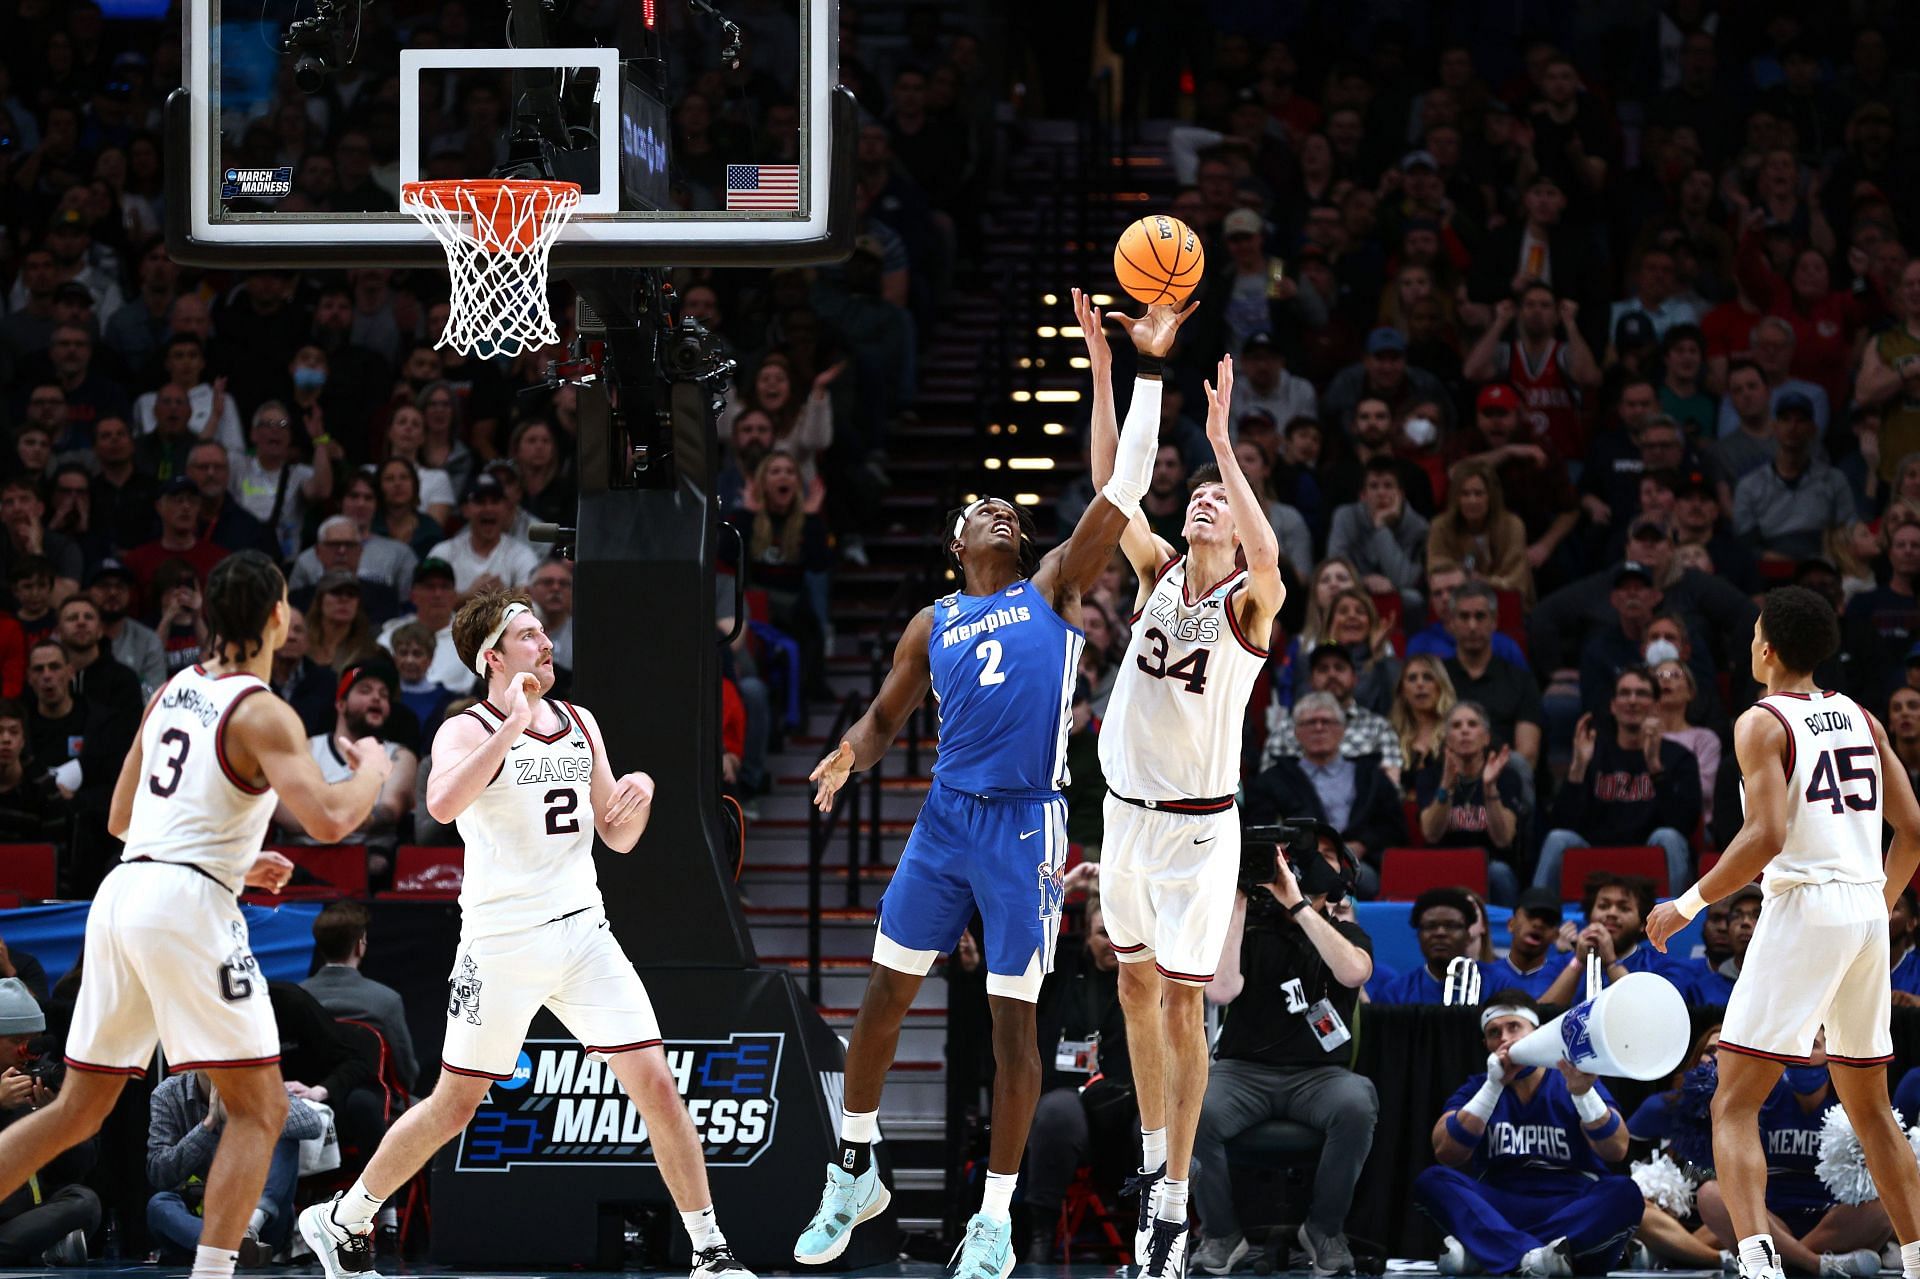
1188;822;1378;1277
0;979;97;1266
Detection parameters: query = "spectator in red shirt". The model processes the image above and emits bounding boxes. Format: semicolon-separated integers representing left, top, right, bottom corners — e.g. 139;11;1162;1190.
122;478;228;609
1734;219;1864;411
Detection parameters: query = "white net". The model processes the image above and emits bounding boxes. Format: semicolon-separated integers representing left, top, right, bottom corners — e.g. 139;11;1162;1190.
400;180;582;359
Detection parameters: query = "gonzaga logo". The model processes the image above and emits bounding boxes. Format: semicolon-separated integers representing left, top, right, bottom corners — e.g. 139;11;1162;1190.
222;167;292;199
455;1034;783;1173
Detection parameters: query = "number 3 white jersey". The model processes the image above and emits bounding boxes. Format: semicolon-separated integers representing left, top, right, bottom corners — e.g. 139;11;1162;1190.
1099;556;1268;801
120;664;277;893
455;698;604;940
1750;690;1886;894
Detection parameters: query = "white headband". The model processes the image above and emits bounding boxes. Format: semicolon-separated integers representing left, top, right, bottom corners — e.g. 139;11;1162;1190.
475;602;531;677
1479;1004;1541;1032
953;498;991;541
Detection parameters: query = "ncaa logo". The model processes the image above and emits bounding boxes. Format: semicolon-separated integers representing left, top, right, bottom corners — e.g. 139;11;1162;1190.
495;1051;534;1091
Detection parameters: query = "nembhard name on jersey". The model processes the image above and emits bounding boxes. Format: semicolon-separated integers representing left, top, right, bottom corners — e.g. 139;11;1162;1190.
158;685;221;727
940;605;1033;648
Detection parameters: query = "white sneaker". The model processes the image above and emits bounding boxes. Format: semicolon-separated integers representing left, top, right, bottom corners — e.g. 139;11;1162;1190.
1141;1219;1189;1279
1438;1236;1485;1276
1126;1164;1164;1267
298;1196;381;1279
692;1243;754;1278
1818;1251;1882;1279
1520;1238;1573;1278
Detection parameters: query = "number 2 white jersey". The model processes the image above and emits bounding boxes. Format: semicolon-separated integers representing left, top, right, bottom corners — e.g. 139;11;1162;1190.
1751;690;1886;893
120;664;277;893
455;698;604;940
1099;556;1268;801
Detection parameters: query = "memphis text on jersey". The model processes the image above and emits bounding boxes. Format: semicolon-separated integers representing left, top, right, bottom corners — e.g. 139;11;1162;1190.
455;1034;783;1172
940;604;1033;649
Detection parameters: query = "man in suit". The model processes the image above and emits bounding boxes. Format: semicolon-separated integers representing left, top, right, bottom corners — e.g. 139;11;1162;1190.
300;900;420;1093
1242;691;1406;899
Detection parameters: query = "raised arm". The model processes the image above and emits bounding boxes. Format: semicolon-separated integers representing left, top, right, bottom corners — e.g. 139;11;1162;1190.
1201;355;1285;631
1074;288;1170;585
810;608;935;812
231;693;391;843
426;676;533;824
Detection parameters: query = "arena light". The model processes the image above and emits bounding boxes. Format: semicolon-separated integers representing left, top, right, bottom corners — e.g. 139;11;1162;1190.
1059;325;1084;338
1035;390;1081;402
1041;293;1058;305
1092;294;1114;305
1007;457;1055;470
1014;493;1040;505
642;0;655;27
984;458;1003;469
1043;422;1066;435
1017;358;1033;369
1035;325;1057;338
1070;357;1089;369
1011;391;1031;402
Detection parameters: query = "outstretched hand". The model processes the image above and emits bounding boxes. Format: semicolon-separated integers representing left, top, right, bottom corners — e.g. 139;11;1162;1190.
1203;355;1235;445
810;740;855;813
1105;298;1200;360
1071;288;1113;382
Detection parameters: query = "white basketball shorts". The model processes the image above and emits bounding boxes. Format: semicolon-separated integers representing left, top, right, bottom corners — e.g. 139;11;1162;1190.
66;861;280;1078
441;907;663;1080
1098;794;1240;985
1721;879;1892;1066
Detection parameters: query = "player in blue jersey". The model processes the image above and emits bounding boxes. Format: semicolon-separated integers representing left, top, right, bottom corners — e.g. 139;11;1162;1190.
1414;991;1642;1276
793;300;1194;1279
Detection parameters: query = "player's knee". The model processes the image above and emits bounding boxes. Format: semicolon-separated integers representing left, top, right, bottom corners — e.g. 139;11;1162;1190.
1117;962;1158;1004
1161;980;1207;1020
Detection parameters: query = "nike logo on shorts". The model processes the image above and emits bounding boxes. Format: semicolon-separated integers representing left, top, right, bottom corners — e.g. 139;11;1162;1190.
1194;835;1215;845
1019;829;1040;840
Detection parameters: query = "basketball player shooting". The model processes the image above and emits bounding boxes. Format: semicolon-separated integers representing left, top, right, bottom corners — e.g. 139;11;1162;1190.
0;551;390;1279
796;299;1194;1279
299;590;753;1279
1647;587;1920;1279
1073;287;1284;1279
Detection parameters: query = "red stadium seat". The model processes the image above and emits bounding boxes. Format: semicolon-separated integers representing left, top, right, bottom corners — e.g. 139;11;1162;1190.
1400;800;1424;848
1494;590;1527;655
1560;846;1668;902
1378;848;1488;900
379;846;464;899
273;845;368;897
0;845;56;900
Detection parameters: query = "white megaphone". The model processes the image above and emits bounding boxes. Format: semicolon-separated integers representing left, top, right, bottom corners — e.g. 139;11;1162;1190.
1509;971;1690;1081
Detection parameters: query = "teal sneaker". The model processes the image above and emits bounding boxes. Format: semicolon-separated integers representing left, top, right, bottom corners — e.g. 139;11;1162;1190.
949;1213;1015;1279
793;1162;890;1265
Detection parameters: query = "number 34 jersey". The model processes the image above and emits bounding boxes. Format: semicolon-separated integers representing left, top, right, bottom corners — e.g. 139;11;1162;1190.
455;698;604;940
1751;690;1886;893
928;582;1085;798
1100;557;1268;802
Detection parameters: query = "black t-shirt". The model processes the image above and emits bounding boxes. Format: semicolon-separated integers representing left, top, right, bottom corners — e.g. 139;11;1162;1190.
1215;891;1372;1070
27;702;86;772
1412;763;1529;857
1445;655;1544;749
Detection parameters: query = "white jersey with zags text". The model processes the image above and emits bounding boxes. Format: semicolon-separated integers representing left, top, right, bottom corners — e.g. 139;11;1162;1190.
455;698;604;940
1099;556;1269;801
120;664;277;893
1750;690;1886;893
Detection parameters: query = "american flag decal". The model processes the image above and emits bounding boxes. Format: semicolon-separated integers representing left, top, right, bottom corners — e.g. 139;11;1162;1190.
725;164;800;210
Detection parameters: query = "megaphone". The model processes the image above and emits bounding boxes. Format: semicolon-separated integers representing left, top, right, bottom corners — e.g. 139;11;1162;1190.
1509;971;1689;1080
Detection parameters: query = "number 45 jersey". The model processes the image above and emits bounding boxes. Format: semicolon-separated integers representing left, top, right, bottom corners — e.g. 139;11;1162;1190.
1751;690;1886;893
1100;556;1268;802
928;582;1085;798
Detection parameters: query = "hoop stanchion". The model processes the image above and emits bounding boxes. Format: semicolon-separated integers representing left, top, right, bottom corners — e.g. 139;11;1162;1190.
400;178;581;358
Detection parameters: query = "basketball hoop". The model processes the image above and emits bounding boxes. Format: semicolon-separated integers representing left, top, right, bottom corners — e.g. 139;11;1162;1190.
401;179;581;358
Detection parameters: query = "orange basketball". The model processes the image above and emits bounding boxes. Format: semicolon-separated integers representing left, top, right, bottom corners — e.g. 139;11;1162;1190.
1113;215;1204;307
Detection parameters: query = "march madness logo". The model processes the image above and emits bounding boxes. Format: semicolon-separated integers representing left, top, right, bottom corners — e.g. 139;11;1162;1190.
222;167;292;200
454;1034;783;1173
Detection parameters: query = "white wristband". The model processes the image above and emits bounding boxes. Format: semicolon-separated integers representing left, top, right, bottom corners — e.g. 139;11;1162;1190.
1573;1088;1608;1125
1460;1054;1506;1122
1673;884;1709;921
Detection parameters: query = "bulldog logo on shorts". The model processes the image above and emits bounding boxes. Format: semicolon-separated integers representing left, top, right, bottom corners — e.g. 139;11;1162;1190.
449;955;484;1025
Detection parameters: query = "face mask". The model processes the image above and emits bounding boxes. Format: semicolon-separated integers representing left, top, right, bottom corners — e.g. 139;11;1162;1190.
1782;1064;1829;1095
1644;638;1682;667
1402;416;1438;449
292;365;327;392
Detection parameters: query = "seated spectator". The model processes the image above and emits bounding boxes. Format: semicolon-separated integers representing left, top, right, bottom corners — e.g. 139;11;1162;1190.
132;384;197;484
1894;887;1920;1007
1228;331;1318;433
45;466;105;581
1610;244;1703;344
416;382;477;500
0;699;65;848
1678;883;1760;1007
1709;360;1782;488
1390;654;1457;781
302;901;420;1093
1732;396;1855;562
86;417;157;552
306;474;417;599
1261;645;1404;776
375;558;471;693
146;1069;323;1265
1413;703;1527;904
184;443;279;560
1649;659;1721;826
1576;559;1671;714
426;474;542;598
25;641;84;787
0;979;98;1265
7;559;56;650
150;560;210;678
1413;990;1639;1276
275;657;417;873
270;612;338;736
1460;288;1602;465
1537;668;1700;896
131;334;244;453
391;622;455;730
1023;896;1133;1265
230;401;333;561
1405;569;1528;669
1480;889;1563;1001
1193;826;1375;1277
1694;1033;1889;1278
1371;888;1479;1004
1304;589;1402;716
717;409;775;520
1231;438;1313;576
1327;459;1430;620
0;480;81;598
1444;583;1543;767
1425;462;1533;605
372;460;446;561
727;450;833;699
1140;444;1191;551
289;518;405;624
1446;387;1580;585
1843;521;1920;707
264;978;382;1158
1716;317;1830;437
1242;692;1404;897
476;459;538;543
1321;331;1448;446
1541;874;1687;1005
382;405;456;526
529;557;574;680
1671;467;1761;595
303;572;375;671
123;478;227;603
508;419;575;527
88;560;164;697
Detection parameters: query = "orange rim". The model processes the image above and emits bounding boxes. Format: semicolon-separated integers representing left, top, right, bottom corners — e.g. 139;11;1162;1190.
401;178;581;253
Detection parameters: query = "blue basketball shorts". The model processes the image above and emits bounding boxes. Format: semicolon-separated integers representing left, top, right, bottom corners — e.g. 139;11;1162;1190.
874;780;1068;1001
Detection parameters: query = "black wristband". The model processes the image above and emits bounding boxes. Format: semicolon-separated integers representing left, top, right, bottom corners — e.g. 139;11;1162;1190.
1288;899;1311;916
1135;353;1164;379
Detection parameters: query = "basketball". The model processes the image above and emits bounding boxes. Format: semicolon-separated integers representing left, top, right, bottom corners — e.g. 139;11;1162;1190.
1113;214;1205;307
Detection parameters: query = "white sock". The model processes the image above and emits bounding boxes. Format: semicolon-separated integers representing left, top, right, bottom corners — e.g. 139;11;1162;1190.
1902;1240;1920;1279
247;1207;268;1236
1141;1126;1167;1173
331;1181;385;1234
1156;1178;1189;1223
980;1170;1018;1223
840;1109;879;1144
681;1205;725;1251
1739;1234;1780;1275
190;1243;238;1279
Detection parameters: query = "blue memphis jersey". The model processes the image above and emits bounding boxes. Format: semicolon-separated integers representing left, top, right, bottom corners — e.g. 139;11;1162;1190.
1480;955;1561;1001
928;582;1084;797
1446;1069;1618;1180
1760;1082;1834;1207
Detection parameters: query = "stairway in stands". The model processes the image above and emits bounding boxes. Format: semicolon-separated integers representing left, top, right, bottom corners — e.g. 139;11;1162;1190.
737;117;1176;1247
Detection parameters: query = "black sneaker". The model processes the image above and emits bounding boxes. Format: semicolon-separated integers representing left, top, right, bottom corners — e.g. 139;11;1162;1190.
692;1243;755;1278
